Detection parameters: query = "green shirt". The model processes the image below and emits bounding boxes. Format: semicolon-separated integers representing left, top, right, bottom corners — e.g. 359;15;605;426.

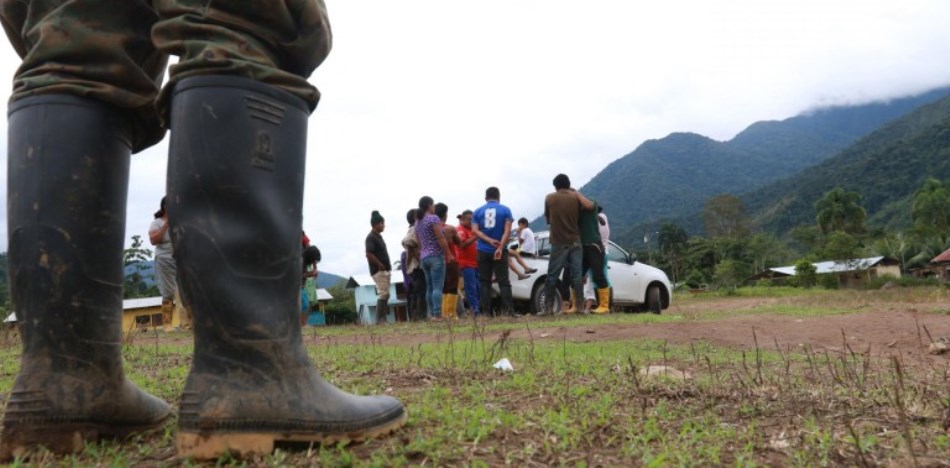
579;201;602;246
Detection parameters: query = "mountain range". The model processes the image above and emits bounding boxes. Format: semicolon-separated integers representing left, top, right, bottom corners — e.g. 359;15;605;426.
744;95;950;234
571;86;950;247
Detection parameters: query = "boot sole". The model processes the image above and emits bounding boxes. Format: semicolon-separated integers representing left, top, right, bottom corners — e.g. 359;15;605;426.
0;420;166;460
176;410;408;460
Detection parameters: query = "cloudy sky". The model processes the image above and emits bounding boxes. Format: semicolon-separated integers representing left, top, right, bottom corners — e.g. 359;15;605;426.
0;0;948;278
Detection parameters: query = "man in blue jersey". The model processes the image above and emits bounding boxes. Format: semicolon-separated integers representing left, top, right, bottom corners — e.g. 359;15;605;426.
472;186;515;316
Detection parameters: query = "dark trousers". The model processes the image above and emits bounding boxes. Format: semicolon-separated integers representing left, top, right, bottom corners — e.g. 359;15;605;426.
477;250;512;316
409;268;427;321
582;244;609;289
443;261;460;294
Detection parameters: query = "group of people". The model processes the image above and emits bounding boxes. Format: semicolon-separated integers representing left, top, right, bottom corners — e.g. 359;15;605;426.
363;187;517;321
541;173;612;315
364;174;612;321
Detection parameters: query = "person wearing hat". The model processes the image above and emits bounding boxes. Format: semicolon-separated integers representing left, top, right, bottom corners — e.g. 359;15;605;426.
366;211;392;324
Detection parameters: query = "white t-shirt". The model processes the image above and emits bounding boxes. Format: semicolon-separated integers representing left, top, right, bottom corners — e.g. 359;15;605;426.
519;227;537;255
149;218;173;258
598;213;610;253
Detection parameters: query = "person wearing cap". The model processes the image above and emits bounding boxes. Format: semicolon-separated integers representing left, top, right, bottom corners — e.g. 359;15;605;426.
366;210;392;324
455;210;481;315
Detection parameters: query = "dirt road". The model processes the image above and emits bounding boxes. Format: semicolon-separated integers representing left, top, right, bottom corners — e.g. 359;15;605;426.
313;294;950;365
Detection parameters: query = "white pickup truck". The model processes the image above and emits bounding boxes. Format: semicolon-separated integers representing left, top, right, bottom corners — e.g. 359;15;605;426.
496;230;672;314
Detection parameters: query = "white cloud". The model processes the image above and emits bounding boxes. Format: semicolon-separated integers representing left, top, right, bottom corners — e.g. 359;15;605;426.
0;0;949;278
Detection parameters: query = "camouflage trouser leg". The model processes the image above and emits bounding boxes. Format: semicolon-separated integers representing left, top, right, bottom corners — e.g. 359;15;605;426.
0;0;168;152
1;0;332;153
152;0;332;115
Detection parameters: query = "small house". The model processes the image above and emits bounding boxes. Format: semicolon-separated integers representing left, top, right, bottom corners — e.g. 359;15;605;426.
304;288;334;326
928;248;950;280
315;288;334;312
748;256;901;287
345;275;407;325
122;296;188;331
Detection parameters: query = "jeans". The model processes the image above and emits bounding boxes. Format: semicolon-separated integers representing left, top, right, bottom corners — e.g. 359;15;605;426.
421;254;445;317
461;267;480;314
544;242;583;311
478;250;512;316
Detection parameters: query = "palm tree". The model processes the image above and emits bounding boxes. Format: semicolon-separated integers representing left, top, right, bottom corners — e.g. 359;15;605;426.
906;235;949;269
911;177;950;237
815;187;866;235
869;233;910;273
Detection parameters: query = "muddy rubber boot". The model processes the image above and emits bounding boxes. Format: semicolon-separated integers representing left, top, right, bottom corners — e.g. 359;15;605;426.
175;290;192;330
0;95;171;460
167;76;406;460
565;290;578;314
376;298;389;324
161;300;175;331
592;288;611;314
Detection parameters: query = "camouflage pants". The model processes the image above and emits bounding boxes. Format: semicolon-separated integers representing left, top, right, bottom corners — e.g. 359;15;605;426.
0;0;332;152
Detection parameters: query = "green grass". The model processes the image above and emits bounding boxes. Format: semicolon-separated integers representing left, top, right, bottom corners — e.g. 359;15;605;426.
308;310;684;340
1;288;948;465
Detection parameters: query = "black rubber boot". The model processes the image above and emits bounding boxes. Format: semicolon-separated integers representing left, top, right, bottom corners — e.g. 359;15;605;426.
167;76;406;460
376;298;389;324
0;95;172;459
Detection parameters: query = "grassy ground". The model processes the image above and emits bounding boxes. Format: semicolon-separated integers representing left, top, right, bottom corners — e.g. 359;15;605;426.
0;288;948;466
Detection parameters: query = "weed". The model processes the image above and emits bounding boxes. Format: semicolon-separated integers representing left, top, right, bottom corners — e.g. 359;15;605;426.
0;289;948;465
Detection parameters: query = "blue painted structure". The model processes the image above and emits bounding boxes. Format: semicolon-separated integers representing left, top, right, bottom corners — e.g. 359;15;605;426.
345;275;406;325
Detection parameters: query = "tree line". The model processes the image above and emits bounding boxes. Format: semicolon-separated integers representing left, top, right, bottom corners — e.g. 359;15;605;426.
641;177;950;290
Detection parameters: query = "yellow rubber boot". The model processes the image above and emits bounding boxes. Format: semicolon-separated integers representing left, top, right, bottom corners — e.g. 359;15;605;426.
175;289;192;330
592;288;611;314
443;293;458;319
439;295;449;319
566;290;578;314
161;301;174;332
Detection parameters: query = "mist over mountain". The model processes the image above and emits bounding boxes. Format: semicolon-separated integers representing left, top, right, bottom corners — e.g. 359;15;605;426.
568;87;950;248
743;94;950;235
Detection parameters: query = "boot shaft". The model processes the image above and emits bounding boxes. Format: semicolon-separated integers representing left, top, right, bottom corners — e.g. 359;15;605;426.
2;95;171;453
593;288;611;314
168;78;408;451
7;95;132;370
442;293;458;319
167;76;311;368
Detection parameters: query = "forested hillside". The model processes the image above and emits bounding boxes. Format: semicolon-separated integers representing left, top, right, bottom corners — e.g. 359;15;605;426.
744;94;950;234
578;87;950;243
